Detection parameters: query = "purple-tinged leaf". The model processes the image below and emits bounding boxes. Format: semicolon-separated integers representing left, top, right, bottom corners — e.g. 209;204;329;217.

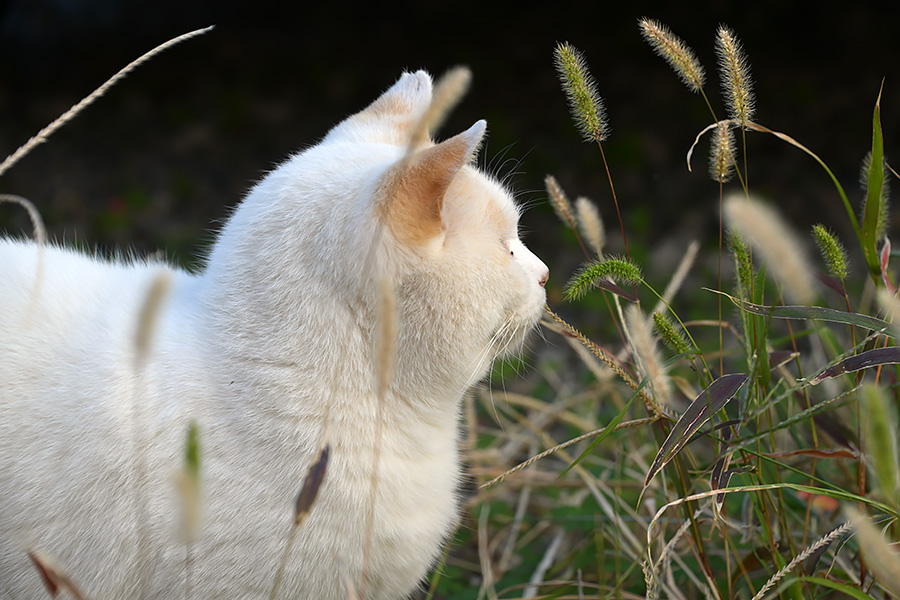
730;297;891;331
811;346;900;384
764;448;860;460
814;271;847;298
769;350;799;371
594;279;638;302
645;373;749;488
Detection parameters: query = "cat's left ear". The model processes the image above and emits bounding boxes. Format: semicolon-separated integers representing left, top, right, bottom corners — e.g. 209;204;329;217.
379;120;486;246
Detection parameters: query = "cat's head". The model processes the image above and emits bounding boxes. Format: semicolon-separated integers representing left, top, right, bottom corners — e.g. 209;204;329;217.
337;70;550;385
212;70;548;391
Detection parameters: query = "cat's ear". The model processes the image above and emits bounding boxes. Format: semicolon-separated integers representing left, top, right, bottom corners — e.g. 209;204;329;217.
379;120;486;246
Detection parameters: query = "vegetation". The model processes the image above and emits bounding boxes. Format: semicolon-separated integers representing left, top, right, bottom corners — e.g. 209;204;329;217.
436;18;900;600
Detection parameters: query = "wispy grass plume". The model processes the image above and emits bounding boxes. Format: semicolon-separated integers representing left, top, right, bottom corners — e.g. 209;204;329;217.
846;507;900;597
860;384;900;508
715;26;754;127
638;18;706;93
175;421;202;543
554;42;609;143
407;66;472;150
724;194;816;304
575;196;605;258
709;121;736;183
625;305;670;405
545;175;576;230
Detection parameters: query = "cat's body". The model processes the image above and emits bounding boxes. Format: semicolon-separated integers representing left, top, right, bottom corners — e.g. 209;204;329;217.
0;71;548;599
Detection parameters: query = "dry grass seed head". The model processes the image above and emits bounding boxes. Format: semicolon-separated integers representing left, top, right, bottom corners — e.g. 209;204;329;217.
846;507;900;597
724;194;816;304
375;277;398;398
554;42;609;143
715;25;755;126
709;121;736;183
575;196;605;258
638;18;706;93
134;270;173;366
625;304;670;406
545;175;576;229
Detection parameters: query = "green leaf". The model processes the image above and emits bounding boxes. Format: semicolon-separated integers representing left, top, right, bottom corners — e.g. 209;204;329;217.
714;291;893;331
558;384;641;478
798;576;878;600
862;82;886;284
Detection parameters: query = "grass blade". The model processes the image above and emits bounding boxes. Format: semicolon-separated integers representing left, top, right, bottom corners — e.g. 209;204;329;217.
862;83;886;283
798;576;878;600
644;373;749;487
811;347;900;384
715;291;892;331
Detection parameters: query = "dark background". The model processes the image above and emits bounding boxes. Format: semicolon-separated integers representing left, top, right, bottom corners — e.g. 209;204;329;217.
0;0;896;300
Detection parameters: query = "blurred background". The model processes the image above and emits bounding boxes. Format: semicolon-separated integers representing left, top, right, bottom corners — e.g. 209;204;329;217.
0;0;896;304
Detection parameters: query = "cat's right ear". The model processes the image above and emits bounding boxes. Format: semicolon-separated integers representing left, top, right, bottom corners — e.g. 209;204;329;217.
377;120;486;246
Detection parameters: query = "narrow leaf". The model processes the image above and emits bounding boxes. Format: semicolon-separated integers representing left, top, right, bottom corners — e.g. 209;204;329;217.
559;385;640;478
645;373;749;487
798;577;878;600
719;292;892;331
811;346;900;384
862;83;886;282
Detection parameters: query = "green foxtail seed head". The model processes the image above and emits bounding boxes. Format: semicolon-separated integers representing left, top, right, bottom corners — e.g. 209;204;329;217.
564;257;642;301
652;311;692;356
545;175;576;229
728;230;753;299
554;42;609;143
709;120;736;183
638;18;706;93
860;150;891;239
715;26;754;127
812;224;849;280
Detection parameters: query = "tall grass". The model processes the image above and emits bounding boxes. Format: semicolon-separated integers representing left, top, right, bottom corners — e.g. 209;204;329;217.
436;20;900;600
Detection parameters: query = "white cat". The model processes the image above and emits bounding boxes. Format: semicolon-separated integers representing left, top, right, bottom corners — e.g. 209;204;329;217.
0;70;548;599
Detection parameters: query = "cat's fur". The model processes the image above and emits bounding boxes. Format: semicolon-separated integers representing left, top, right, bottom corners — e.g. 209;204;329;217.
0;70;548;599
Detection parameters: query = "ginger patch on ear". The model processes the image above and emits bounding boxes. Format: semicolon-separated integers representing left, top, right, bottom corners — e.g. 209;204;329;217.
379;121;485;246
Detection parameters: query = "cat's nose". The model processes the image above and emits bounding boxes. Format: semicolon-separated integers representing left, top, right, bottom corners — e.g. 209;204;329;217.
539;268;549;287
